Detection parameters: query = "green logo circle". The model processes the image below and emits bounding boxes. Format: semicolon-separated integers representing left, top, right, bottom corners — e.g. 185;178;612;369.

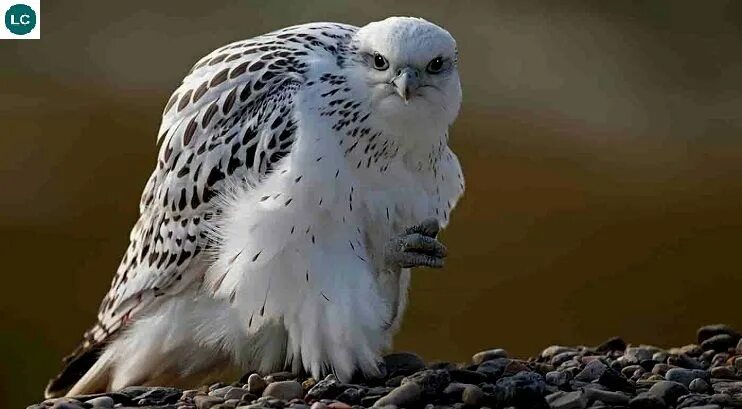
5;4;36;35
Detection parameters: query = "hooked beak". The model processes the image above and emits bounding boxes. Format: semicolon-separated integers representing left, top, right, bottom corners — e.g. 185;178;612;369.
392;67;419;104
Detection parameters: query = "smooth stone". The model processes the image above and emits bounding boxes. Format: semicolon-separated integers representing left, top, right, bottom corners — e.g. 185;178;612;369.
449;368;487;384
306;378;346;400
624;365;644;377
85;396;114;408
702;334;737;352
183;390;204;400
428;361;458;371
402;369;451;397
195;395;225;409
247;374;268;394
680;344;704;357
224;388;254;401
310;403;329;409
647;380;689;405
502;360;529;377
669;354;705;370
697;324;741;344
373;382;421;407
542;346;577;360
629;393;666;409
666;368;708;387
583;389;630;406
545;371;571;389
689;378;711;393
263;381;303;401
135;387;184;405
476;357;511;380
545;390;587;409
335;388;362;405
737;338;742;354
651;363;672;375
442;382;467;401
50;400;85;409
383;352;426;377
596;336;627;353
711;352;729;366
681;405;720;409
327;402;352;409
552;351;580;366
625;347;655;364
494;371;546;407
462;384;485;406
265;371;295;383
710;365;736;379
653;351;670;363
735;356;742;370
575;360;632;392
472;348;508;364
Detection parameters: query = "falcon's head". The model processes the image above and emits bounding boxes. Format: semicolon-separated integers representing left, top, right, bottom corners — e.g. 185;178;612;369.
353;17;462;133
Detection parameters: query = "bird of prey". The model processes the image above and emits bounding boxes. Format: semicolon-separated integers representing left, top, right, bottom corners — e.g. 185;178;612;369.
46;16;465;397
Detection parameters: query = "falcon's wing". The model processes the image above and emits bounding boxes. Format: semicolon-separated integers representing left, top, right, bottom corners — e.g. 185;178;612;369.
46;22;358;397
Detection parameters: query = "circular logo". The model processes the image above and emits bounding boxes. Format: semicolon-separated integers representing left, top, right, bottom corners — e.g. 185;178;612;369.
5;4;36;35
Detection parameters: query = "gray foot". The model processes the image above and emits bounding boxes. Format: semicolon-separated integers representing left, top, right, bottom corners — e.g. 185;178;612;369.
385;218;447;269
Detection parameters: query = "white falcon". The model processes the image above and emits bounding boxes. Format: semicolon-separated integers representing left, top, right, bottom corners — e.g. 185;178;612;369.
46;16;465;397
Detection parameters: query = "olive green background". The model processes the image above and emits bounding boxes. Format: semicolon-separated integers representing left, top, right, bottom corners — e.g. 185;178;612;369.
2;1;742;407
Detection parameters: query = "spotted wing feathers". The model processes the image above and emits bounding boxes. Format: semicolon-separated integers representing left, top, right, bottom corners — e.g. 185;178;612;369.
46;22;358;398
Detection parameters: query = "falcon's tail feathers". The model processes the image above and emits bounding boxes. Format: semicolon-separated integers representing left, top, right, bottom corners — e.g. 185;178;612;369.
44;342;111;398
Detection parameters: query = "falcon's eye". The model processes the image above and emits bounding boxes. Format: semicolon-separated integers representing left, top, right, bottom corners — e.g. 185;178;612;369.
372;53;389;71
427;57;445;74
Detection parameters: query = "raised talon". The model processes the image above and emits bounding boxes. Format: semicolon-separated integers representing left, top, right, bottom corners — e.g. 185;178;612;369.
385;218;447;269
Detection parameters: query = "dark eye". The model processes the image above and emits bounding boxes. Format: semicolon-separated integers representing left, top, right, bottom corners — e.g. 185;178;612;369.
427;57;445;74
373;53;389;71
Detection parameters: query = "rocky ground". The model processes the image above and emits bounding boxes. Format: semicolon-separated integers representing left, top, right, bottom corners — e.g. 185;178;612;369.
32;324;742;409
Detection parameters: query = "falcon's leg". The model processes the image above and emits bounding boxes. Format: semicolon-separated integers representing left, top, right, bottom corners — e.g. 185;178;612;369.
384;218;447;269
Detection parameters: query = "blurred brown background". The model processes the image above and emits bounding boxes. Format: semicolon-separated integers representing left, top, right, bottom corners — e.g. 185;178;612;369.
2;1;742;407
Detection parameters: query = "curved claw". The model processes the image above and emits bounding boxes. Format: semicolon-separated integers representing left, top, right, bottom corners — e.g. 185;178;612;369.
404;217;440;238
385;218;447;269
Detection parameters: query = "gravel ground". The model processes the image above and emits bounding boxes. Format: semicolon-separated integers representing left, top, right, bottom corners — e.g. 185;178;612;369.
31;324;742;409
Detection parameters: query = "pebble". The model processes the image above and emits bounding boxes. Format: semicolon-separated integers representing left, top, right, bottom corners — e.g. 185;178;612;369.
701;334;737;352
476;357;510;380
583;389;630;406
689;378;711;393
85;396;115;408
709;365;736;379
542;346;577;360
596;336;627;353
665;368;708;387
373;382;421;407
335;388;362;405
27;323;742;409
246;374;267;394
697;324;741;344
383;352;426;377
545;390;587;409
49;399;85;409
545;370;571;389
306;377;346;401
263;381;303;401
448;368;487;384
472;348;508;364
401;369;451;397
194;395;225;409
461;384;485;406
494;371;546;407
